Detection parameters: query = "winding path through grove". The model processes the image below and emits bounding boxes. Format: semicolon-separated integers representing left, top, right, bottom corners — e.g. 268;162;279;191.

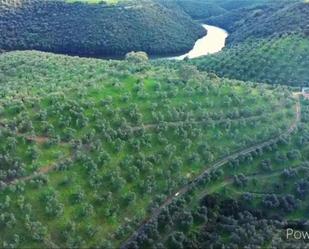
121;94;301;248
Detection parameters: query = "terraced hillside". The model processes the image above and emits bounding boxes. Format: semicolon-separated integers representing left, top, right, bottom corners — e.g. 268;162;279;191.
0;51;296;248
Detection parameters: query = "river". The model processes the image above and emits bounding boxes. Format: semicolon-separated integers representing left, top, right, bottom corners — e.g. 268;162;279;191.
75;24;227;60
167;24;228;60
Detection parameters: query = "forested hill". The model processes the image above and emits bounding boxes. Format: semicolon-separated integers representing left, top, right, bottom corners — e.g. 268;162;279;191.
0;0;205;57
192;34;309;87
192;1;309;87
156;0;227;20
207;1;308;45
156;0;273;20
228;1;309;44
0;50;296;248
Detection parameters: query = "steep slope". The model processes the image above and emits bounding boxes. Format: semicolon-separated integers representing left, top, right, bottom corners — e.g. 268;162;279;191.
157;0;227;20
205;0;304;39
136;96;309;249
214;0;273;10
192;34;309;86
0;0;205;57
225;1;309;44
157;0;274;20
193;1;309;87
206;4;274;33
0;50;294;248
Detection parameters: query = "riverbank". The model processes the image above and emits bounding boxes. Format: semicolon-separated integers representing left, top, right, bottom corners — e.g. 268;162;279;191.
0;24;228;61
166;24;228;60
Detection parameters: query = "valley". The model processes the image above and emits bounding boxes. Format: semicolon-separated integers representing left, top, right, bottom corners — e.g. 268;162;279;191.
0;0;308;248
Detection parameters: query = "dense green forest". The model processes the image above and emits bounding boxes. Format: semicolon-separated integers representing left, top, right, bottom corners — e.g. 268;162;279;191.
192;34;309;86
192;1;309;87
224;1;309;44
0;0;204;56
157;0;227;20
0;50;296;248
205;0;303;35
157;0;274;20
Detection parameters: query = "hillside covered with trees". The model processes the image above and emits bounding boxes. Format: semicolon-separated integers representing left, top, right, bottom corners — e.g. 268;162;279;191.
157;0;274;20
0;50;296;248
0;0;308;248
224;1;309;44
127;96;309;249
193;1;309;87
0;0;205;57
157;0;227;20
205;0;303;37
192;34;309;86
